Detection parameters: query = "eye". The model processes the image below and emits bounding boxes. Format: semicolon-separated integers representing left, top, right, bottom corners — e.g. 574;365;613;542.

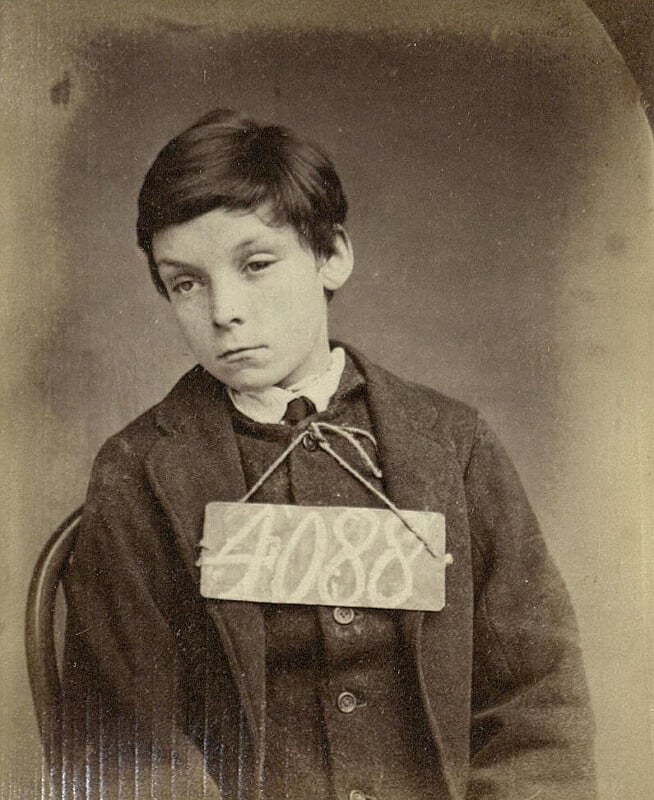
244;259;275;274
169;278;198;295
171;278;199;294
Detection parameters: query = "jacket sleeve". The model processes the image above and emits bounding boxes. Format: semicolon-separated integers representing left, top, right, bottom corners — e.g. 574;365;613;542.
464;417;596;799
60;437;225;800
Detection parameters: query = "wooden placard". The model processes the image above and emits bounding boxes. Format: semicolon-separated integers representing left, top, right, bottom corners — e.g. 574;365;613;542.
199;503;451;611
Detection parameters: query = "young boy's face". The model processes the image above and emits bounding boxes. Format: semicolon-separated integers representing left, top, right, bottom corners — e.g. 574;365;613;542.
152;206;351;391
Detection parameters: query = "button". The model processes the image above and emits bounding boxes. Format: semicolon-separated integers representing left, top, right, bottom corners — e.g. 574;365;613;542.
333;607;355;625
349;791;371;800
337;691;358;714
302;431;318;451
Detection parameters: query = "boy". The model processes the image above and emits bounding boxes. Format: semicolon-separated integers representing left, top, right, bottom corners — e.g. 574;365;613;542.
62;108;595;800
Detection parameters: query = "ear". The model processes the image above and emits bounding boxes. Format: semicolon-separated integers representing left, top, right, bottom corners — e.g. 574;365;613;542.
318;226;354;291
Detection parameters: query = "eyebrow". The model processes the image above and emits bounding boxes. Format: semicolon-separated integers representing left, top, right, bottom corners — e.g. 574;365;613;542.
157;240;283;273
234;237;283;255
156;259;205;273
234;238;259;253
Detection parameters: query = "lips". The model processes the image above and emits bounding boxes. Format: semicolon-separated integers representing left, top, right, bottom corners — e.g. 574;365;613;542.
218;346;265;360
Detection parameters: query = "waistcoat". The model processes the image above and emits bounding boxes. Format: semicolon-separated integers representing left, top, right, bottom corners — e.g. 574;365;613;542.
230;357;441;800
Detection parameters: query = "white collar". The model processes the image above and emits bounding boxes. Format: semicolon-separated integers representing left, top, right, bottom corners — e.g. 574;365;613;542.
227;347;346;424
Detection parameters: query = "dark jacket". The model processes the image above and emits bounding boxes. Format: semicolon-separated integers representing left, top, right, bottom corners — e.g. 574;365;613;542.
62;349;595;799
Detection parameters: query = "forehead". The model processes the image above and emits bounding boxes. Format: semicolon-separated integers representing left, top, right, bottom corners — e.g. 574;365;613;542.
152;206;304;265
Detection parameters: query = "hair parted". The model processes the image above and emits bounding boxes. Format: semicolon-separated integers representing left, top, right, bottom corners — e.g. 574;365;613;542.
137;108;348;296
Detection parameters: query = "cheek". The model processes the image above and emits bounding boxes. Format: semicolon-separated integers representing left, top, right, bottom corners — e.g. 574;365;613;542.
282;276;324;316
173;302;210;340
279;295;321;339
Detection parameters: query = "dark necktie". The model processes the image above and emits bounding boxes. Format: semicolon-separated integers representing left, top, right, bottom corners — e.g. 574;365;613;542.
282;396;317;424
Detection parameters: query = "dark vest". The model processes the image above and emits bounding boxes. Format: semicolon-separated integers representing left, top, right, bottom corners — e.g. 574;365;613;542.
230;358;441;800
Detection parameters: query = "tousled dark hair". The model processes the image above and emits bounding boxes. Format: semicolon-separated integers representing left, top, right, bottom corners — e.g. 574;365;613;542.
137;108;348;297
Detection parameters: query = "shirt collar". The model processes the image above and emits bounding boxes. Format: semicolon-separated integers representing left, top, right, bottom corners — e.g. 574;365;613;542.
227;347;346;424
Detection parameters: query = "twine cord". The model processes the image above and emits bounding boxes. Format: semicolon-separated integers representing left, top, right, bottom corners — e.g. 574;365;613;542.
315;421;383;479
309;427;440;560
238;429;308;504
237;421;445;562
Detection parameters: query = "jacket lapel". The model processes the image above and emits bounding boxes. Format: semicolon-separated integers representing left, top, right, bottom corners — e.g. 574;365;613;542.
144;367;265;746
359;354;471;799
361;357;456;513
361;355;453;652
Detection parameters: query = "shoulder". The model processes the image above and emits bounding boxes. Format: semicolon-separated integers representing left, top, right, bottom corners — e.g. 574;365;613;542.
87;365;219;496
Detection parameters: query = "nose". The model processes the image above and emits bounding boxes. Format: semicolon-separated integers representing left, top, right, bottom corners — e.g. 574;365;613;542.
209;273;246;328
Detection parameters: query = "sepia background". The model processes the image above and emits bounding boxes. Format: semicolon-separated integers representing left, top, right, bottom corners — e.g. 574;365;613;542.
2;1;652;797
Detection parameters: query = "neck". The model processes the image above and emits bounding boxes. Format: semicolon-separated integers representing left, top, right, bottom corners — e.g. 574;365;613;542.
277;329;332;389
227;346;346;424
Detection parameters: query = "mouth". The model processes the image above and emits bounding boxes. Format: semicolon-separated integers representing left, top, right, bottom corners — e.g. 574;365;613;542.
218;346;265;362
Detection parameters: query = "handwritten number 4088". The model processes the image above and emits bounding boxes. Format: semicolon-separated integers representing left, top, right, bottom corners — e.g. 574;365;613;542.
207;507;425;606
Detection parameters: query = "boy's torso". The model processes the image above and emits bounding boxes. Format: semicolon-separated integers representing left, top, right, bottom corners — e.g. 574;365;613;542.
71;344;481;797
229;353;444;798
68;344;599;800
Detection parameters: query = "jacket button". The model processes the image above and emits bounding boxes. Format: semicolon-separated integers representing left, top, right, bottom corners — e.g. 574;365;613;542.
302;431;318;451
337;691;358;714
333;606;355;625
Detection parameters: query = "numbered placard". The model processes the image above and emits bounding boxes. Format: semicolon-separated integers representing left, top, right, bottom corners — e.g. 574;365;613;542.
198;503;451;611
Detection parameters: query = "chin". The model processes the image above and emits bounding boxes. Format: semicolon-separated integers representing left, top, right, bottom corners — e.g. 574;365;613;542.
215;369;283;393
206;354;304;392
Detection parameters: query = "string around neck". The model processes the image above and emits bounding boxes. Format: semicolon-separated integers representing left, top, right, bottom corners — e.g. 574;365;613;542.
237;421;446;562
